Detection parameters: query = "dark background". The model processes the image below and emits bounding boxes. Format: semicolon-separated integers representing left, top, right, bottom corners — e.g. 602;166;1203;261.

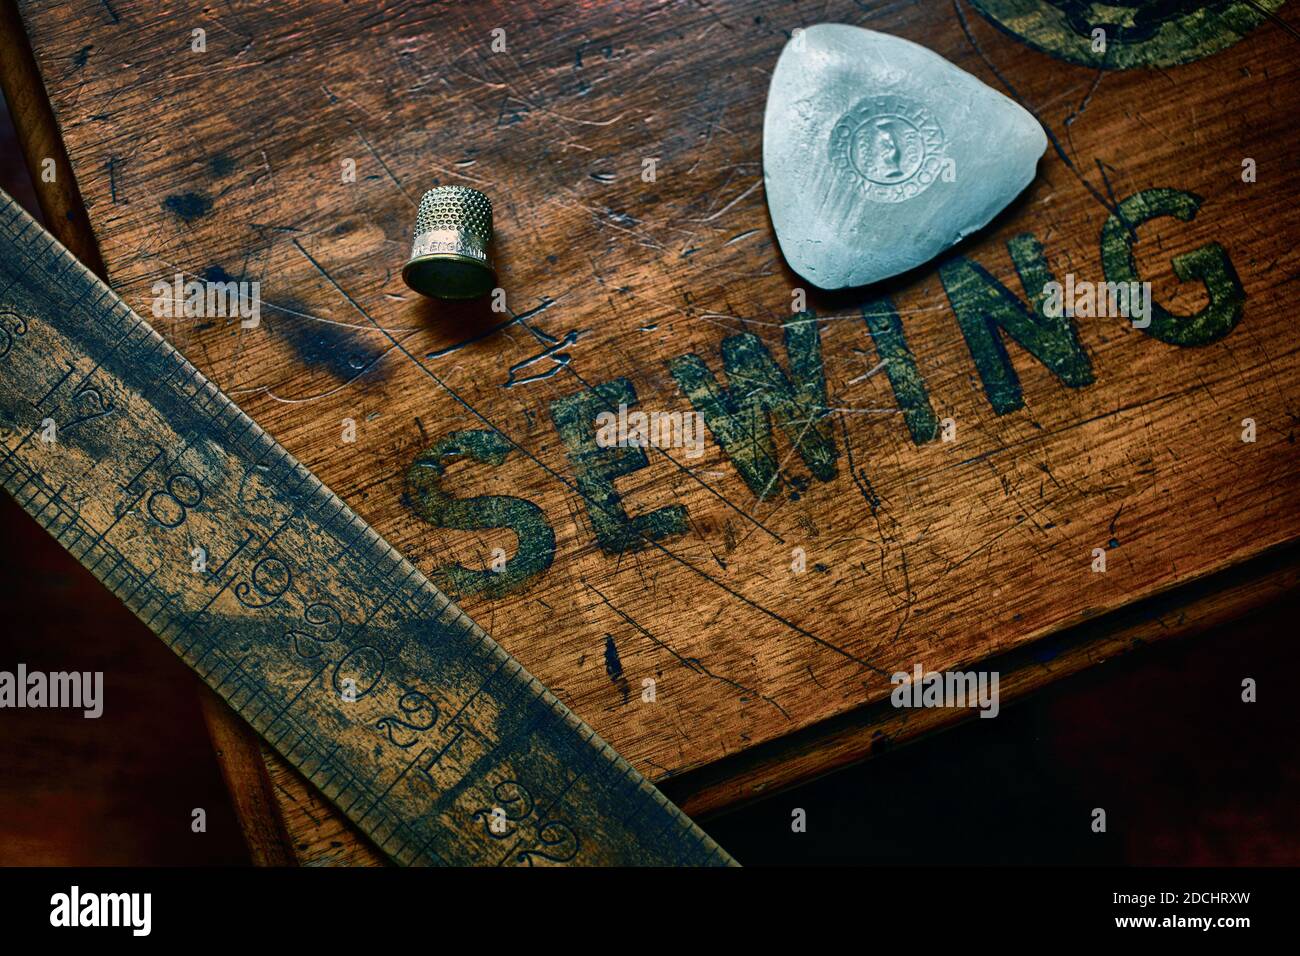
1;88;1295;867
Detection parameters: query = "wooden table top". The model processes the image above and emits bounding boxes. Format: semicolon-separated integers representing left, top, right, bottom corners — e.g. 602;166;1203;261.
5;0;1298;864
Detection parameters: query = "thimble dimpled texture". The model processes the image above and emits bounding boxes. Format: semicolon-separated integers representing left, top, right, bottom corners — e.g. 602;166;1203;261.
413;186;492;250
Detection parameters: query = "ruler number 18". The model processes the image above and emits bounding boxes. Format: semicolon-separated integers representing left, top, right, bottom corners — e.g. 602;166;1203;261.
124;447;205;529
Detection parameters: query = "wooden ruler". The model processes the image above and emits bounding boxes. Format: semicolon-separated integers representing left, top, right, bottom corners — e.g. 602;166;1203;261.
0;188;734;867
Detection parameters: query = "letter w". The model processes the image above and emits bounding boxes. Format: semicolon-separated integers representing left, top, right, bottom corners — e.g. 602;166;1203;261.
668;315;837;499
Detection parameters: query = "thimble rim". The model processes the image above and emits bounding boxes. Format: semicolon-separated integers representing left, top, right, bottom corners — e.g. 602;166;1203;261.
402;253;497;301
420;183;491;200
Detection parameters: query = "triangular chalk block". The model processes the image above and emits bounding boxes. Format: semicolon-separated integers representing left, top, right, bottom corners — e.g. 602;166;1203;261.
764;24;1047;290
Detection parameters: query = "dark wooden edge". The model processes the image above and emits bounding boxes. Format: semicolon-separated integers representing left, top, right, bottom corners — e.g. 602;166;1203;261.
0;0;295;867
197;689;297;865
661;538;1300;819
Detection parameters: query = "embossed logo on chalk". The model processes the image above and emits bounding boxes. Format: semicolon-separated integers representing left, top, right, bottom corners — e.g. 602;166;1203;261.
829;95;945;203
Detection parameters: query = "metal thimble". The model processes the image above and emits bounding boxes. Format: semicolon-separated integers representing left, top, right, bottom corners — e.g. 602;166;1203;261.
402;185;497;300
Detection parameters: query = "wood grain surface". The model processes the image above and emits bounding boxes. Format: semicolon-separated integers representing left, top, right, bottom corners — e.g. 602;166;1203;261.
7;0;1299;863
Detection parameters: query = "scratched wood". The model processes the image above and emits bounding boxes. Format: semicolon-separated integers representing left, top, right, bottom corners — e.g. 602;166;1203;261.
9;0;1300;864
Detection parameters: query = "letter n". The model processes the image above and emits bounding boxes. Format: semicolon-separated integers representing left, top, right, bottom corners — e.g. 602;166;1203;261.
939;235;1093;414
861;297;937;444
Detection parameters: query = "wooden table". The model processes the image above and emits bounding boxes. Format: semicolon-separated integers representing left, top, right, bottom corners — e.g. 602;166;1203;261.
3;0;1297;865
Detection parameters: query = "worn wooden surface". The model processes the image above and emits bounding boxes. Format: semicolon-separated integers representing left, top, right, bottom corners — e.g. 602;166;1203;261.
8;0;1300;863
